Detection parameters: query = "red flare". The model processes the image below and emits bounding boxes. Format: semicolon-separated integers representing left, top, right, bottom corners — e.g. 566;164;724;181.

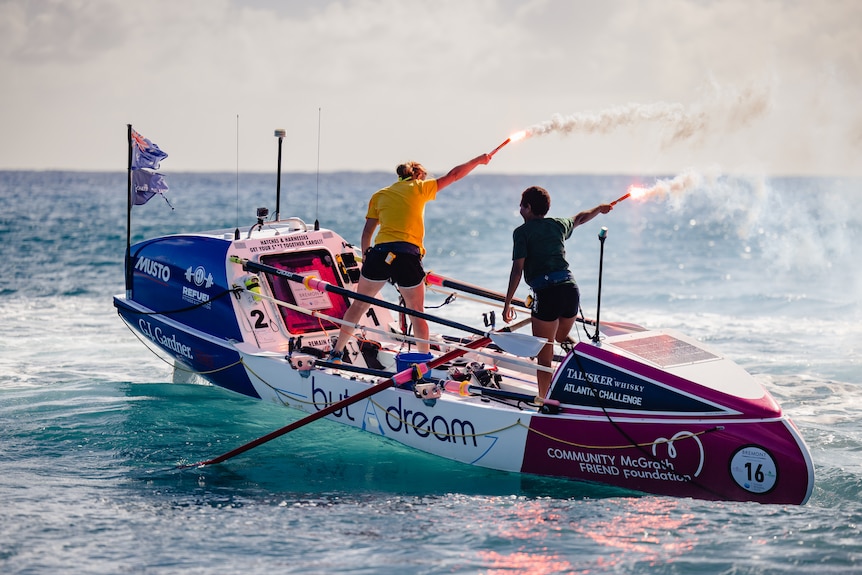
610;185;649;206
489;130;527;156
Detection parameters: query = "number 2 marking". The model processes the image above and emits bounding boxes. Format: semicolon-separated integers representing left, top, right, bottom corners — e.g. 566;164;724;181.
250;310;268;329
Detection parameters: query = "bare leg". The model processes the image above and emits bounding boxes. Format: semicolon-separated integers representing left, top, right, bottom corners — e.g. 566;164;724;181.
398;283;429;353
531;317;559;398
333;276;386;354
555;316;576;344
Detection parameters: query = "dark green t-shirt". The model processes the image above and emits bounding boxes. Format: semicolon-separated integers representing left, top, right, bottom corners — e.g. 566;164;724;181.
512;217;575;286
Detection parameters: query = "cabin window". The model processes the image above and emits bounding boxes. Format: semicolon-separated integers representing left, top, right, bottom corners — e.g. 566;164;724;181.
260;250;350;335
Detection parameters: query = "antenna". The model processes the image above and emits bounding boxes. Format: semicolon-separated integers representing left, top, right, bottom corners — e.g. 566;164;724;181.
315;107;321;231
234;115;240;240
274;128;285;221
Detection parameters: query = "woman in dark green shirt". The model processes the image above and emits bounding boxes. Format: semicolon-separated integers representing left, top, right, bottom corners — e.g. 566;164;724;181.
503;186;612;399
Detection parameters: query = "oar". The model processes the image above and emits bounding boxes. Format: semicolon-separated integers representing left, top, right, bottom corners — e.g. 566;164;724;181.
232;257;544;357
425;272;531;309
178;322;526;470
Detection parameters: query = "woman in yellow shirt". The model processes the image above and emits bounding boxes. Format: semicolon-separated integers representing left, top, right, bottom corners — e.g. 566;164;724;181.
330;151;492;361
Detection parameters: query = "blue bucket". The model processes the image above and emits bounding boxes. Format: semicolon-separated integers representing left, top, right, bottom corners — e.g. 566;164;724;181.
395;352;434;373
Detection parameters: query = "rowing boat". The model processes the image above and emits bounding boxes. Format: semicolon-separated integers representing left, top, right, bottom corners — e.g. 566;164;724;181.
114;129;813;504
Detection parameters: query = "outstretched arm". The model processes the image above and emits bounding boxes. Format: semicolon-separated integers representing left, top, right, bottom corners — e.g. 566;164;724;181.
436;153;492;190
572;203;613;227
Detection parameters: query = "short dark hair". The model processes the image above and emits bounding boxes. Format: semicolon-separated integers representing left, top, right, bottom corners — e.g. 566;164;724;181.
521;186;550;216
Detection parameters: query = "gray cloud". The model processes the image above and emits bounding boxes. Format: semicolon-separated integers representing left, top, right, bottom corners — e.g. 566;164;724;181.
0;0;859;176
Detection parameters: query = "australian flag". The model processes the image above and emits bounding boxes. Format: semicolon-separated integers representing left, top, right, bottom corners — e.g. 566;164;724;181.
131;129;169;170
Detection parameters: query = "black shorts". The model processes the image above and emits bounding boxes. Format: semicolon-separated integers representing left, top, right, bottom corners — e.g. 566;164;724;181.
361;248;425;288
531;282;580;322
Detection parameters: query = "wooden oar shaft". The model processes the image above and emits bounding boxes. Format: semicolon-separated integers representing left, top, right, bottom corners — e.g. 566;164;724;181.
425;272;530;309
426;272;606;328
181;334;495;469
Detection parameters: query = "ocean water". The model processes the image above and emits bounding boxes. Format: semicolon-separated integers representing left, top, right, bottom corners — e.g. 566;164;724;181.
1;169;861;574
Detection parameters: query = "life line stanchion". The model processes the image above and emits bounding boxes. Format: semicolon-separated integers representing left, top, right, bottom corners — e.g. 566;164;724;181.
592;227;608;343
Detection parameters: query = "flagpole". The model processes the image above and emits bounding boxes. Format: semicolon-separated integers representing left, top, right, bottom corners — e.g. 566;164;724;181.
126;124;133;298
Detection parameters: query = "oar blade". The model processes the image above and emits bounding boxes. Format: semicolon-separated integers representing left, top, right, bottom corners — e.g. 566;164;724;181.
489;330;545;357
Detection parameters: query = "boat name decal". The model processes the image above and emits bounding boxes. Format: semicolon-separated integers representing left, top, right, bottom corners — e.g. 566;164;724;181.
563;369;644;393
551;357;723;412
138;319;194;360
384;396;478;447
311;383;478;447
135;257;170;282
312;384;357;421
561;369;644;406
248;235;323;254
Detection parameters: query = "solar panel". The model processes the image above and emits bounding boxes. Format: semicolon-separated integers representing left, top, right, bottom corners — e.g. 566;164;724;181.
612;334;718;367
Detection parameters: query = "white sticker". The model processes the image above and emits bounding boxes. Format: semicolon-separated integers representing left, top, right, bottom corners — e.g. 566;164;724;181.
287;273;333;310
730;446;778;494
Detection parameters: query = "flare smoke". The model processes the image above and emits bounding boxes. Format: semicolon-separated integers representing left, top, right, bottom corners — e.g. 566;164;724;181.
523;86;771;147
639;169;707;201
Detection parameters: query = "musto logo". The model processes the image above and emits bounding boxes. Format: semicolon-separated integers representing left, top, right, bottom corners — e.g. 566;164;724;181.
135;257;170;282
139;319;194;360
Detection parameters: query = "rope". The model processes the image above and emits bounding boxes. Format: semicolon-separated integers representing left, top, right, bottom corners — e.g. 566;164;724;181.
355;396;721;450
518;422;720;451
120;287;241;316
240;357;329;409
424;291;457;310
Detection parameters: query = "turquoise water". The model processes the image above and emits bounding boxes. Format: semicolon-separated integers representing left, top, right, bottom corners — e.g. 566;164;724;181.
1;171;861;573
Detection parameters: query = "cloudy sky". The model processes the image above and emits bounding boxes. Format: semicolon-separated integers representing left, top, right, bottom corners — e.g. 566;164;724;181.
1;0;860;176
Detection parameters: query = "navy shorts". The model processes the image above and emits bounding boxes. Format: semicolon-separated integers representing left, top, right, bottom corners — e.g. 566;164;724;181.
531;283;580;322
361;248;425;288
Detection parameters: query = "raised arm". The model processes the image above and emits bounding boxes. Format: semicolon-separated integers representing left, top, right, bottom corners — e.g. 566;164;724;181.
572;203;613;227
435;153;492;191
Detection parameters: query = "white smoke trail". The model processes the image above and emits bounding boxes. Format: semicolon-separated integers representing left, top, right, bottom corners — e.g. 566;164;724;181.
524;85;772;148
632;167;720;208
527;102;707;144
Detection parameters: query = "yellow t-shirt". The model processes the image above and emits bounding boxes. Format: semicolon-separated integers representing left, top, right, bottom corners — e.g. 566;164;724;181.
367;178;439;255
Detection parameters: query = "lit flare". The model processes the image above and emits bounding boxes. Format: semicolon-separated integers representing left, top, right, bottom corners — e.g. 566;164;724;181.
489;130;528;156
610;185;648;206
